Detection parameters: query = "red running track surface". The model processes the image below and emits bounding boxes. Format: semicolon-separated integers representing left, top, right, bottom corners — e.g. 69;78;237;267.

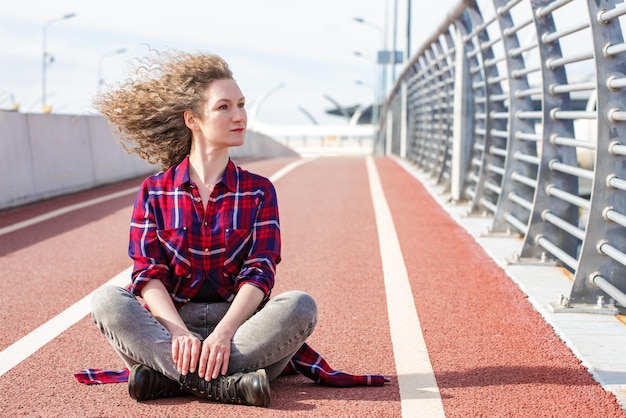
0;156;623;417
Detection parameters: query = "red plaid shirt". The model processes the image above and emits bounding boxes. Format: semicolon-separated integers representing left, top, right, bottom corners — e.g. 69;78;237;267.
129;157;280;308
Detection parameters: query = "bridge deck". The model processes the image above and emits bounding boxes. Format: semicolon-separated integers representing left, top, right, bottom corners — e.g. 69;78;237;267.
0;156;624;417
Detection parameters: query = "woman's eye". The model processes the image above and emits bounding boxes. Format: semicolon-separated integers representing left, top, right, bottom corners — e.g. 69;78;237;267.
218;104;228;110
238;103;245;109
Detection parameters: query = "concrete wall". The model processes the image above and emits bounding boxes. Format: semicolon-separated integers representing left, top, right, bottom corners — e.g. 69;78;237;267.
0;111;297;210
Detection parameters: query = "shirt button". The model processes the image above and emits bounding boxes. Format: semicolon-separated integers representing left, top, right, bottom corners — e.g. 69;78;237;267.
183;226;187;230
204;248;209;253
204;221;208;226
194;197;201;202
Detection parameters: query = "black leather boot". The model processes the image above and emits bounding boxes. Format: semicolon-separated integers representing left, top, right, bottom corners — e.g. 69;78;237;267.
179;369;270;407
128;364;183;401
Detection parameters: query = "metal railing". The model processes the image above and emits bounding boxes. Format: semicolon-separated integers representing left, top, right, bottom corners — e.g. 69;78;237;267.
378;0;626;312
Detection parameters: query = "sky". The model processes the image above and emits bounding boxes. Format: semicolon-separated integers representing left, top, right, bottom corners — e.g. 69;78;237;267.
0;0;460;126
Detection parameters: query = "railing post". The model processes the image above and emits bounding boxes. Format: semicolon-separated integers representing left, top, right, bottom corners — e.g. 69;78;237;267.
520;0;580;263
385;107;393;156
451;24;474;202
488;0;539;234
400;81;408;159
460;3;506;216
568;0;626;306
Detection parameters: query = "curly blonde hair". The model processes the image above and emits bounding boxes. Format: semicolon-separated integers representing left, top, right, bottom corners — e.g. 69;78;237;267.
95;49;233;170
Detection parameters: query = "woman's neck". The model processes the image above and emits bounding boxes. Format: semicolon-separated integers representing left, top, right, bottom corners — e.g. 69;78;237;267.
188;144;230;187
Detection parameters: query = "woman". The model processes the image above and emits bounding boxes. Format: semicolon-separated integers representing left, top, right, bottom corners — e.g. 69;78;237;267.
91;50;317;407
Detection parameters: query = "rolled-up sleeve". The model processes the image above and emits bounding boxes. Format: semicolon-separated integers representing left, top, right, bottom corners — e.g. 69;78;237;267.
128;183;171;296
235;181;281;299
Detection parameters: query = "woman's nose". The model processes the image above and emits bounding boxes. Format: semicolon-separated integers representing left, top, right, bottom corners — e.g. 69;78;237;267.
234;107;246;122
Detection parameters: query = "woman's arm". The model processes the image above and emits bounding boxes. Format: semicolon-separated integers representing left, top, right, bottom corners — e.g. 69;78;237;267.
198;283;265;380
233;180;281;300
128;179;175;297
141;279;202;376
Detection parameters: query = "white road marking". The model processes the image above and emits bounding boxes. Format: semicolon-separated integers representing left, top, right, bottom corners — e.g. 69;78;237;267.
0;158;313;377
267;157;316;183
0;267;131;376
365;156;445;418
0;187;139;237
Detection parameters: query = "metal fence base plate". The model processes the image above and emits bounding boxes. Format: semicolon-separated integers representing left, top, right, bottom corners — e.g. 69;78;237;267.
548;301;619;315
504;256;558;267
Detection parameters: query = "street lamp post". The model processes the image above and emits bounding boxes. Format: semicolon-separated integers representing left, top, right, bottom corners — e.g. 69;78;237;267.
98;48;127;93
352;16;387;92
353;50;380;126
391;0;399;81
406;0;412;61
352;16;388;126
42;12;76;113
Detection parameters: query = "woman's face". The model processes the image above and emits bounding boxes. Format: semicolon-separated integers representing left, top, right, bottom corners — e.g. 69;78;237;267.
190;78;247;150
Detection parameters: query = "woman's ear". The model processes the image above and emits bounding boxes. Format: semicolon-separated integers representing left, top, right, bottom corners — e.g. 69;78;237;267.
184;110;198;130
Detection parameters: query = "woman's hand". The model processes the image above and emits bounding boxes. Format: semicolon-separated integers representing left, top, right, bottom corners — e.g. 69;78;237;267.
140;279;202;376
197;329;232;380
196;284;265;380
171;332;202;376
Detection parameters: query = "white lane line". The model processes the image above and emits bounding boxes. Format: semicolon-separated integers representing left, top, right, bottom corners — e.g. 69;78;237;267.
0;267;131;377
365;157;445;418
0;187;139;237
0;157;314;377
267;157;316;183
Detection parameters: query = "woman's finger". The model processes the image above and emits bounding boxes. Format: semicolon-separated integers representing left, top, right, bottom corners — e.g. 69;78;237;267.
205;348;217;381
178;340;188;375
198;342;210;378
176;336;197;375
220;348;230;376
189;338;201;374
210;351;223;380
171;338;180;364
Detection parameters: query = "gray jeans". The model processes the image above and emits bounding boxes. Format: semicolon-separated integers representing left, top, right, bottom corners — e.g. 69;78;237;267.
91;285;317;382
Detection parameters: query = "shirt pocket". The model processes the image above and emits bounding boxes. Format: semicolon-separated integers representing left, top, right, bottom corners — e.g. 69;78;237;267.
223;228;253;278
156;227;192;279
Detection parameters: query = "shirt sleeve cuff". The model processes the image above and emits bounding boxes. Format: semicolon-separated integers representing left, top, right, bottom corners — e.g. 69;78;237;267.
237;267;273;299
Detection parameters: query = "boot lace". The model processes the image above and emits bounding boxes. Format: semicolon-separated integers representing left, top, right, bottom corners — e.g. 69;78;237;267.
182;374;242;404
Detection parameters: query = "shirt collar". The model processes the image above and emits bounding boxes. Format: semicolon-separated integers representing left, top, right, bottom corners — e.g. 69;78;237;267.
173;156;237;192
221;159;238;192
